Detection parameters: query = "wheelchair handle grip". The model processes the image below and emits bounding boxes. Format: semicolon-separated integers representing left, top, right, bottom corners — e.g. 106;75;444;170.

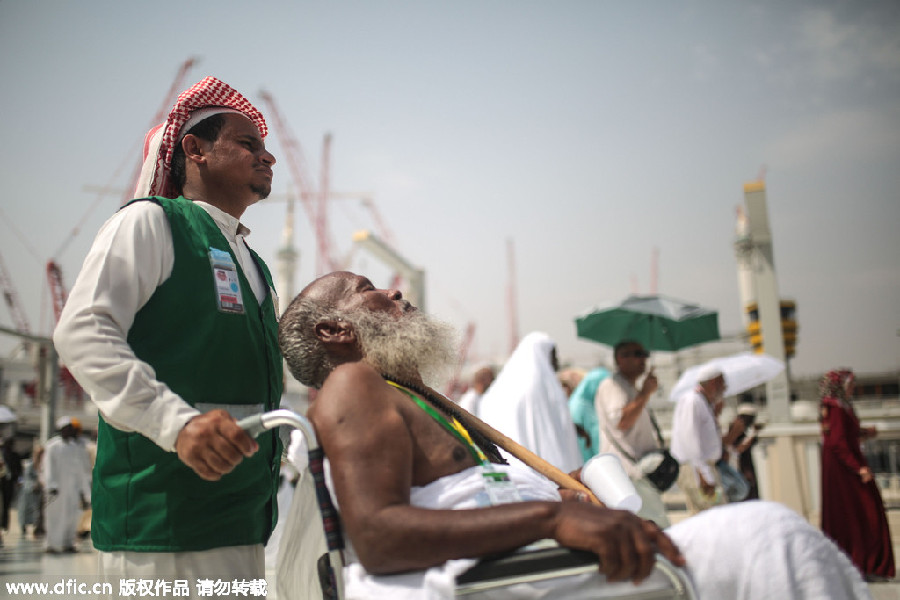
237;409;320;450
237;414;267;438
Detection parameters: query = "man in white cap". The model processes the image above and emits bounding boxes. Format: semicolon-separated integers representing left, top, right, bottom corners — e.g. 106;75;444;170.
41;417;91;553
670;364;727;513
54;77;283;587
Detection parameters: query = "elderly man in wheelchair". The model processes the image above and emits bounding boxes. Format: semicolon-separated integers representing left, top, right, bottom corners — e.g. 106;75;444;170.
270;271;871;600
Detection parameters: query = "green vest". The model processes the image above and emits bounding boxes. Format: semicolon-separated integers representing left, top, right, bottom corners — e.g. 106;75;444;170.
92;196;283;552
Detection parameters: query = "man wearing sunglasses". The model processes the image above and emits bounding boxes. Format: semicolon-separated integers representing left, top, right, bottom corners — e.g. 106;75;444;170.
595;340;669;527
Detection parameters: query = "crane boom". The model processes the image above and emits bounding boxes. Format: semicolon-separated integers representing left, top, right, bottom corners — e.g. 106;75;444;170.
0;251;31;334
316;133;333;275
46;260;68;324
360;197;397;249
45;260;84;401
122;57;198;205
258;90;339;274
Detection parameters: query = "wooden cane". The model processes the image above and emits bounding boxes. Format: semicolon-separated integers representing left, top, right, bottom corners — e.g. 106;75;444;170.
425;386;605;506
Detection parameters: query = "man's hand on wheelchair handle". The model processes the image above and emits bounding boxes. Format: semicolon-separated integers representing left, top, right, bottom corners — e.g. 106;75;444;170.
175;409;259;481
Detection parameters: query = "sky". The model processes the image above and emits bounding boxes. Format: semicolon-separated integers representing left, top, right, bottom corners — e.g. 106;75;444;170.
0;0;898;380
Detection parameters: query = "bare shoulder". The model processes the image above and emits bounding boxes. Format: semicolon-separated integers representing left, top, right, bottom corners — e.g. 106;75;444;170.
318;362;389;406
311;362;404;432
311;362;416;481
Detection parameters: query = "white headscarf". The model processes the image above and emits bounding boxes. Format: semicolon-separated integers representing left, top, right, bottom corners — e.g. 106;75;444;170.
477;332;583;472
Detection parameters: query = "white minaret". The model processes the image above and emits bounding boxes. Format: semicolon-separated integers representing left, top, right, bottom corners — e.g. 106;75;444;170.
276;189;311;413
738;181;810;520
276;188;298;306
741;182;790;416
733;205;757;329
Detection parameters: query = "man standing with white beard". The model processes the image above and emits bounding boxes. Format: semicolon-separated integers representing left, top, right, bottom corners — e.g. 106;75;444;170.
276;270;871;600
670;366;728;513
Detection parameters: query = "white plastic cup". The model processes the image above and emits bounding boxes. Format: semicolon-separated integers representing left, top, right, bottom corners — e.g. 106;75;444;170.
581;453;643;513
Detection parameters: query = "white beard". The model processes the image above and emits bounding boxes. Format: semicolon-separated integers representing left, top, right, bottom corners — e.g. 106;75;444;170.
351;309;460;385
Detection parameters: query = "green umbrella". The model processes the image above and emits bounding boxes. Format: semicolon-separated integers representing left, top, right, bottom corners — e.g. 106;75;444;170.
575;294;720;352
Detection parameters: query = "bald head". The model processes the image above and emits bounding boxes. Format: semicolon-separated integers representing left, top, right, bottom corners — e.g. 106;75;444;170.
280;271;455;389
300;271;414;316
298;271;349;305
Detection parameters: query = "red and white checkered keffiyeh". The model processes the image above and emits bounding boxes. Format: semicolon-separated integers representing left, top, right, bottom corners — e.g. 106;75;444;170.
134;76;268;198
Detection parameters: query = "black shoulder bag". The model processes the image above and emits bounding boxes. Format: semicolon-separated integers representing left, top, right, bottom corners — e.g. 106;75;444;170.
603;410;679;493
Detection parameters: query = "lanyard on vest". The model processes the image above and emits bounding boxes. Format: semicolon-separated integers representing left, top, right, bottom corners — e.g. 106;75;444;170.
385;380;488;466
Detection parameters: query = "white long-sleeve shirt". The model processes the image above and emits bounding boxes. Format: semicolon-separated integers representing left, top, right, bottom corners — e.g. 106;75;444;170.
669;388;722;483
53;200;268;452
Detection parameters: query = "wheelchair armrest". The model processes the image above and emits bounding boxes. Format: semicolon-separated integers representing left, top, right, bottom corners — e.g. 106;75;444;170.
456;545;597;584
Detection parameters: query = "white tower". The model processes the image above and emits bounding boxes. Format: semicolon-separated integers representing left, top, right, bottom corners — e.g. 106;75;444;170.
740;181;790;417
736;181;810;519
733;206;756;329
276;189;299;306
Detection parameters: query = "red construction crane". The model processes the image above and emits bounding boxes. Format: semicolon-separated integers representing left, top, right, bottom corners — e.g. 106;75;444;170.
359;196;403;288
0;250;32;335
360;197;397;249
65;58;198;263
121;57;197;205
46;261;68;324
258;90;339;275
316;133;334;276
46;260;83;403
260;91;403;278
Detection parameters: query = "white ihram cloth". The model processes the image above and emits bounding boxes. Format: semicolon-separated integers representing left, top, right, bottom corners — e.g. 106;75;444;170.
669;388;721;484
477;332;583;473
668;501;871;600
344;464;562;599
276;461;562;600
277;451;871;600
42;436;92;551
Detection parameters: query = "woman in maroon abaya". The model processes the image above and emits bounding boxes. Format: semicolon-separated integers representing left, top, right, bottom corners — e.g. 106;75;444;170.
820;368;895;581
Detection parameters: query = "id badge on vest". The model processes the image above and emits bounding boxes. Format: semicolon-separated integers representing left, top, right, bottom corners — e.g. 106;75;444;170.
209;248;245;314
482;466;522;506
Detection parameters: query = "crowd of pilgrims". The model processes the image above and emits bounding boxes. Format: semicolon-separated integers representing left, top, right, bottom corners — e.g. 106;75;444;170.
0;336;892;585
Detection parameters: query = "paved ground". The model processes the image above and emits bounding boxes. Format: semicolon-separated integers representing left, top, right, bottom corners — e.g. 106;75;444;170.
1;520;281;599
3;508;899;599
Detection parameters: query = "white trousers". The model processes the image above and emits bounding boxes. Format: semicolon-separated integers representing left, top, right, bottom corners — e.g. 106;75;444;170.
98;544;265;600
677;462;725;515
